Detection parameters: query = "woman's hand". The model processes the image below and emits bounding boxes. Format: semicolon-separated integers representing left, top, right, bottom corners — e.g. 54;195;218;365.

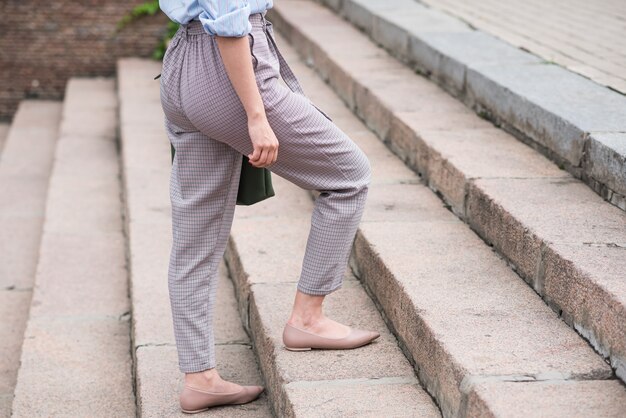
215;34;279;168
247;113;279;168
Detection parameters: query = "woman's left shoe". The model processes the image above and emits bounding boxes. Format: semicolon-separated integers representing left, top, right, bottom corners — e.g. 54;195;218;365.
179;384;265;414
282;322;380;351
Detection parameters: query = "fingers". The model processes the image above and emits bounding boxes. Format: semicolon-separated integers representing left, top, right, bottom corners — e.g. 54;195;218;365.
248;145;265;167
248;145;261;163
258;147;270;167
248;142;278;168
247;118;279;168
267;147;275;166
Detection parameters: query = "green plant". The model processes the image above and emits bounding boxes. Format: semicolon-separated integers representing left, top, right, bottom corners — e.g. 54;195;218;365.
477;109;490;120
153;21;180;60
117;0;179;60
117;0;161;30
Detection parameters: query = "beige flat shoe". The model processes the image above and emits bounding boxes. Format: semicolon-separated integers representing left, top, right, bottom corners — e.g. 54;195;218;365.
282;322;380;351
179;383;264;414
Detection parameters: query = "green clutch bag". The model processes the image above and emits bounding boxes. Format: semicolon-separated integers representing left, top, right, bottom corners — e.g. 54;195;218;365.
170;143;275;206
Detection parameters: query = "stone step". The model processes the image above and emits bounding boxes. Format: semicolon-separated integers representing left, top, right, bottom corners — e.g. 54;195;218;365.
0;123;9;154
10;79;135;417
116;58;271;417
270;0;626;386
312;0;626;212
0;101;61;418
226;173;441;417
268;4;626;417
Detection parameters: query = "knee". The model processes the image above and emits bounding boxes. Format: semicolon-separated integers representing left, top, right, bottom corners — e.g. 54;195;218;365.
351;149;372;192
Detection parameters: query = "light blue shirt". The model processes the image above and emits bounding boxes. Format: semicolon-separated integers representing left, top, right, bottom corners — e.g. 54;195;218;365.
159;0;273;37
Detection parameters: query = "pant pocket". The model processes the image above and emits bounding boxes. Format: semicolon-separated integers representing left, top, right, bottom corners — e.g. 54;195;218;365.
309;100;333;121
248;32;259;70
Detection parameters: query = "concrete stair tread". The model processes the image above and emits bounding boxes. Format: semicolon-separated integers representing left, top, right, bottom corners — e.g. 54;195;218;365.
271;0;626;390
226;173;441;417
0;100;62;417
0;290;30;417
467;380;626;418
117;58;271;417
0;101;62;289
267;8;624;416
0;122;9;154
318;0;626;210
10;79;135;417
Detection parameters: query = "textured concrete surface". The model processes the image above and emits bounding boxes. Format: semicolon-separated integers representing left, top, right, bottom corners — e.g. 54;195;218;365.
410;127;568;216
226;172;440;416
117;58;176;354
419;0;626;94
11;79;135;417
285;379;440;417
13;316;134;418
265;15;624;417
0;290;31;418
118;58;270;416
0;122;8;154
353;222;615;417
466;177;626;380
585;132;626;209
313;0;626;212
0;101;61;417
465;380;626;418
409;30;541;95
544;243;626;379
0;101;61;290
465;62;626;167
271;0;626;388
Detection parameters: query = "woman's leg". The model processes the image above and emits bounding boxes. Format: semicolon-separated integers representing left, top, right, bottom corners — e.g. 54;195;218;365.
166;120;251;392
160;30;241;374
162;14;372;387
179;16;371;339
160;28;251;391
166;122;242;374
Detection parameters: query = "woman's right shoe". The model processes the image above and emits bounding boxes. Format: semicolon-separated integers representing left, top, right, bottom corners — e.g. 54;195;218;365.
179;383;264;414
282;322;380;351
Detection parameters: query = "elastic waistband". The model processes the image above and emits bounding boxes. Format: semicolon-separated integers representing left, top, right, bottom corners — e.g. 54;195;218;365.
175;10;307;100
183;12;267;36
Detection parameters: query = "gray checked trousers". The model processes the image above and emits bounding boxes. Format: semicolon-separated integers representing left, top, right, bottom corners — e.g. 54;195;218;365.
159;12;371;373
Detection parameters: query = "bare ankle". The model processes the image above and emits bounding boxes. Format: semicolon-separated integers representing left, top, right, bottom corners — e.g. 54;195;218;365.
185;367;218;385
290;291;327;327
288;312;325;328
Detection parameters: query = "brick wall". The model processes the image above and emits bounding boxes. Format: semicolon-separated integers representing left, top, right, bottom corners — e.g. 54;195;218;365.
0;1;170;120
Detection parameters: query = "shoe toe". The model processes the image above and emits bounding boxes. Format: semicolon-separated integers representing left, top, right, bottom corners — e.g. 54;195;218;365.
353;329;380;346
241;385;264;403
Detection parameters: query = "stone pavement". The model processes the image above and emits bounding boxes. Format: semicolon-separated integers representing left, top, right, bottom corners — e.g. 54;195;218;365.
314;0;626;212
0;101;61;418
10;79;135;417
0;123;9;152
420;0;626;94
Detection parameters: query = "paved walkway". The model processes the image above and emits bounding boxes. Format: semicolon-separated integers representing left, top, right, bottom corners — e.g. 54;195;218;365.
419;0;626;93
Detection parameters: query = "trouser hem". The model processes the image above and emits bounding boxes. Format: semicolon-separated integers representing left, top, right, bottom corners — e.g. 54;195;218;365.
179;360;217;374
296;281;343;296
